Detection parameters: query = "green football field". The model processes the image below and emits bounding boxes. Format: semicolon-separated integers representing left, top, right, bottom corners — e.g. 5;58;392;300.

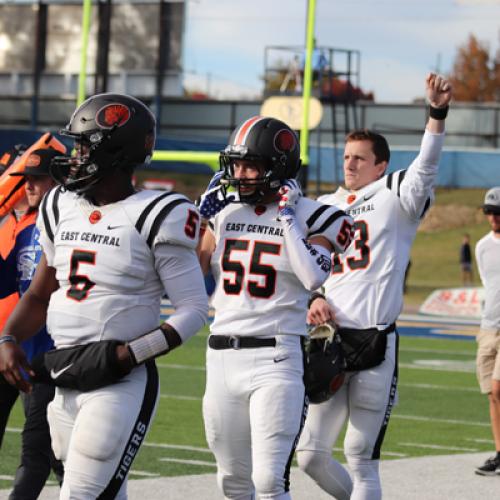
0;325;491;491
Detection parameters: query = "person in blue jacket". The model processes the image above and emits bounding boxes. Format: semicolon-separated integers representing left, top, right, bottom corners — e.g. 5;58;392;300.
0;148;66;499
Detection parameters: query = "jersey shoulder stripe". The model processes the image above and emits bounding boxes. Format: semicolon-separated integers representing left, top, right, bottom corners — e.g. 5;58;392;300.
52;186;62;226
421;197;431;218
134;191;193;248
39;185;63;242
306;204;330;228
135;191;176;233
146;198;191;247
385;168;431;217
386;169;407;196
308;207;348;237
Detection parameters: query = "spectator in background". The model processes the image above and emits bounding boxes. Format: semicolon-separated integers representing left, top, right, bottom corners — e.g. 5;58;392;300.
460;233;473;286
0;149;66;498
0;145;28;449
474;187;500;476
280;54;302;94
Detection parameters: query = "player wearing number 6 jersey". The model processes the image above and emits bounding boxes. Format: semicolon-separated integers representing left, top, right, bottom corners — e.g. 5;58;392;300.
0;93;208;499
198;116;354;500
296;73;453;500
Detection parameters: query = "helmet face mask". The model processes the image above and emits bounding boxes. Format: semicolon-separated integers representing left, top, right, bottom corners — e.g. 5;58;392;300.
220;116;300;204
52;93;156;194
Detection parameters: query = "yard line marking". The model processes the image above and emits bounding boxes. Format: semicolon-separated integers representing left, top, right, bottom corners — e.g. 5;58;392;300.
399;362;475;373
156;363;205;371
398;442;478;452
335;447;408;458
129;470;160;477
159;458;217;467
400;347;475;356
5;427;22;433
399;313;480;326
144;442;213;454
393;414;489;427
466;438;494;444
399;383;478;392
0;476;14;481
160;393;201;401
381;451;407;458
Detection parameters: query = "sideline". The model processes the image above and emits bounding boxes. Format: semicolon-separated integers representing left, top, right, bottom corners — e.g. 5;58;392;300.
2;453;499;500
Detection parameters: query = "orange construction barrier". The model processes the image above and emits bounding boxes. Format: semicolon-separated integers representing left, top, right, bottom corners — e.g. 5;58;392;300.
0;133;67;217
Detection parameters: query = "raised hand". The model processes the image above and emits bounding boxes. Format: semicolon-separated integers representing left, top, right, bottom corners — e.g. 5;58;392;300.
426;73;452;109
197;171;235;219
277;179;302;222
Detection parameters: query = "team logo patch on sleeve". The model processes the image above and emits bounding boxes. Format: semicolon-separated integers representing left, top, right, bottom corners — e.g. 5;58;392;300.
96;104;131;129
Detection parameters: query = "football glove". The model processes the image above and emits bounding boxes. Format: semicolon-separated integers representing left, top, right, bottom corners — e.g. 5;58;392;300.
197;171;235;219
277;179;302;222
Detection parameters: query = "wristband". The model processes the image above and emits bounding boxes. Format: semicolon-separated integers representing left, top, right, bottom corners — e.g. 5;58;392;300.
127;328;169;365
0;335;17;347
308;292;326;309
429;105;448;120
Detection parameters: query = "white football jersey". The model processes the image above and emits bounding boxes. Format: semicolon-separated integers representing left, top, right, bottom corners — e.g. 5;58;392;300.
209;197;352;336
37;188;201;347
319;130;445;329
475;232;500;330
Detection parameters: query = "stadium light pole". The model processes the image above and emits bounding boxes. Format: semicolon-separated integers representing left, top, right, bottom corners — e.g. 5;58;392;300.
299;0;316;170
78;0;93;106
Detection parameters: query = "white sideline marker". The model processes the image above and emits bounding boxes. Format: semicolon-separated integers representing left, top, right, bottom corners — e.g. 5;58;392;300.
156;363;205;371
159;458;217;467
399;362;475;373
394;414;489;427
160;393;200;401
399;442;478;452
129;471;160;477
466;438;495;444
144;442;213;453
399;382;478;392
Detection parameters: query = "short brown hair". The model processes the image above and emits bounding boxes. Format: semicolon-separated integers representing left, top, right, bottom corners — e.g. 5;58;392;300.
345;129;390;164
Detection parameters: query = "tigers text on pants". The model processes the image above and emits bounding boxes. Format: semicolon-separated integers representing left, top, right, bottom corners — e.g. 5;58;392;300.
47;361;158;500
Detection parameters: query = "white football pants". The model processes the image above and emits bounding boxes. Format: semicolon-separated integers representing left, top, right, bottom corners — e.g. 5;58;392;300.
47;361;159;499
203;334;308;500
297;332;398;500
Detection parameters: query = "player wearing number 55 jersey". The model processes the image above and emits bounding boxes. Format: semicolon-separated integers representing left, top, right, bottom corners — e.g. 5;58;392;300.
297;74;453;500
0;93;208;499
198;116;353;500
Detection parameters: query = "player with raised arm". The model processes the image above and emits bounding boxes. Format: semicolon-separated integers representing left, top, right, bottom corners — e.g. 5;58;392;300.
0;93;208;499
296;74;453;500
198;116;354;500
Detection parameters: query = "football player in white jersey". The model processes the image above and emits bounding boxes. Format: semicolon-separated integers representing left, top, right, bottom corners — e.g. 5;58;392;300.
474;187;500;476
0;93;208;499
198;116;354;500
296;73;453;500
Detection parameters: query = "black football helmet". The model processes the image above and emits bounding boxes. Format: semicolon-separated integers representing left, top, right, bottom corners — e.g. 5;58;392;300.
219;116;300;203
51;93;156;193
304;323;346;404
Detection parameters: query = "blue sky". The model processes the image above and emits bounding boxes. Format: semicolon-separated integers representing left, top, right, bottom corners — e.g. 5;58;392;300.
183;0;500;102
